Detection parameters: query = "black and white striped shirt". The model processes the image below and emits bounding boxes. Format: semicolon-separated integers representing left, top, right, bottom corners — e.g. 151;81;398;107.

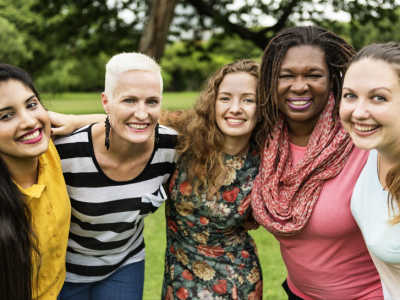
55;124;177;283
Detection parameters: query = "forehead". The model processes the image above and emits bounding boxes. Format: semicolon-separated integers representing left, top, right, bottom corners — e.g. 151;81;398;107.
280;45;327;72
113;70;162;98
218;72;257;93
344;58;400;90
0;80;34;107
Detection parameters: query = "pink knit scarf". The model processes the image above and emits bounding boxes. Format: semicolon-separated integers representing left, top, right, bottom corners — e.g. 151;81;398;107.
251;95;354;235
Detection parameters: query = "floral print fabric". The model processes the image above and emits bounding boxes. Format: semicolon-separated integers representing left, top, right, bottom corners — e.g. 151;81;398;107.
162;147;263;300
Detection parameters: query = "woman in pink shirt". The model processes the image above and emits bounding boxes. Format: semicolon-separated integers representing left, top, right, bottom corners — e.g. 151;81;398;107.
251;26;383;299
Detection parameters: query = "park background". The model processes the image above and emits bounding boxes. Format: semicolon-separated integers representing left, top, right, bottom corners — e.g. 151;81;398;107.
2;0;400;299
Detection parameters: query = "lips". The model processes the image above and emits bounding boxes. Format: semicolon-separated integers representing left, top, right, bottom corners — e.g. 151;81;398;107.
18;128;43;144
127;123;149;130
286;97;312;111
352;123;380;136
225;118;246;126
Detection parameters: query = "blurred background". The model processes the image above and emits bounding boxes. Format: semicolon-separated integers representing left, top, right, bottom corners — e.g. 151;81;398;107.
2;0;400;94
2;0;398;298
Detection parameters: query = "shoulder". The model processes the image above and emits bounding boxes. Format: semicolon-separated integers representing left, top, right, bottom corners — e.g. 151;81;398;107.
54;124;91;146
54;125;93;159
157;124;178;149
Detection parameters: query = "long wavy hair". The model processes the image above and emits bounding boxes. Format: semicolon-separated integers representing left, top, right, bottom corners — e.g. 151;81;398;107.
0;64;40;300
348;42;400;224
258;26;355;139
162;60;264;195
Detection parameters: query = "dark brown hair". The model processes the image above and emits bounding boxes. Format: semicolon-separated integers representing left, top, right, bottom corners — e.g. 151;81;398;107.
0;63;40;300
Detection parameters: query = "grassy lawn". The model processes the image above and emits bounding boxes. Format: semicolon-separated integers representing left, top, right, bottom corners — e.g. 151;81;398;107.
47;92;287;300
43;91;199;113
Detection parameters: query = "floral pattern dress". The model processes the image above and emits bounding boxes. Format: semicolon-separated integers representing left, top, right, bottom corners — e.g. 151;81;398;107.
162;147;263;300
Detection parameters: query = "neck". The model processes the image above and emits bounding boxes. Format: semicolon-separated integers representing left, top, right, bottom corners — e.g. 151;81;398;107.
223;135;250;155
3;156;39;188
286;118;318;146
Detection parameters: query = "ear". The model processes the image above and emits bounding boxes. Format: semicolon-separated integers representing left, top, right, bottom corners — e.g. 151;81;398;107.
101;92;110;114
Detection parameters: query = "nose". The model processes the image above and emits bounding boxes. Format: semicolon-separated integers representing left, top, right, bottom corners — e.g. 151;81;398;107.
229;98;242;114
134;103;149;120
352;98;369;119
291;77;308;93
19;109;37;129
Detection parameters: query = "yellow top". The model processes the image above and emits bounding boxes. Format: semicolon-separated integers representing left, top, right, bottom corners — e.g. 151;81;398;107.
18;141;71;300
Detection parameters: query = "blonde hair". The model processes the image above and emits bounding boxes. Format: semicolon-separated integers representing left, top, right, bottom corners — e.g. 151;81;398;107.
104;52;162;99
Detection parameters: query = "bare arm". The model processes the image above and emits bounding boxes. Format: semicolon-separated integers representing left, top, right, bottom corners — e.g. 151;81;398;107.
49;111;106;136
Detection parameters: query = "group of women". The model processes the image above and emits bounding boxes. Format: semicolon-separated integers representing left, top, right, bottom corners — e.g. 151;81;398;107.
0;25;399;300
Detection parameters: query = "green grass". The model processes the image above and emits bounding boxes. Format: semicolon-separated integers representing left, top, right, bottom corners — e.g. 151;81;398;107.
48;92;287;299
42;91;199;113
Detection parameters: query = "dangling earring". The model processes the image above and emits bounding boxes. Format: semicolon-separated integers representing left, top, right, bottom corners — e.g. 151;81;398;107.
105;115;111;150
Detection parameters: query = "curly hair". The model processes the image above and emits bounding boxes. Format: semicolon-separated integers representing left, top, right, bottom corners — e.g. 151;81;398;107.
348;42;400;224
258;26;355;139
162;60;263;195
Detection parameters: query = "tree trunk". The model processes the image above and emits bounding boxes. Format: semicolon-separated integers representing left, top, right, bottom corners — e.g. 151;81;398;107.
139;0;178;62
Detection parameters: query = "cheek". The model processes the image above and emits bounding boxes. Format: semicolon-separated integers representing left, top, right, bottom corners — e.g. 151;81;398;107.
277;82;287;96
150;107;161;122
36;108;51;127
248;106;258;125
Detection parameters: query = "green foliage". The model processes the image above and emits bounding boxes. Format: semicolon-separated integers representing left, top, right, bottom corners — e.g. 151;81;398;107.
161;35;262;91
2;0;400;92
318;7;400;51
36;53;109;93
0;17;32;64
0;0;41;66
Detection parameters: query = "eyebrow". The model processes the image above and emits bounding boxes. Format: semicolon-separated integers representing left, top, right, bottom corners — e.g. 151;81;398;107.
343;87;392;93
0;95;36;112
280;67;325;72
218;91;255;95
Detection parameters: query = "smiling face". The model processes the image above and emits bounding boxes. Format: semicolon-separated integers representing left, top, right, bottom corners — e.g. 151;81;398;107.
0;80;50;165
215;72;257;145
340;58;400;155
278;45;331;131
102;70;162;146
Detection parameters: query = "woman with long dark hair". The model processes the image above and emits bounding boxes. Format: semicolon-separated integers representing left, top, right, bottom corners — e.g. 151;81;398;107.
0;63;70;300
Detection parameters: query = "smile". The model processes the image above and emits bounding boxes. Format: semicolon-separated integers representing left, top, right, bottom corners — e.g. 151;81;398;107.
19;128;43;144
225;118;245;125
128;123;149;130
352;123;380;137
287;98;312;111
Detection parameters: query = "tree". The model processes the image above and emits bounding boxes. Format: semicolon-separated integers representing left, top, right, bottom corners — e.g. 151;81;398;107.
29;0;400;61
4;0;400;91
139;0;179;61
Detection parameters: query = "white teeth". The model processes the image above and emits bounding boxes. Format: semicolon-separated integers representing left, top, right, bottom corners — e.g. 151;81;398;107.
226;119;244;124
20;129;40;141
354;124;378;132
128;124;148;129
291;100;308;106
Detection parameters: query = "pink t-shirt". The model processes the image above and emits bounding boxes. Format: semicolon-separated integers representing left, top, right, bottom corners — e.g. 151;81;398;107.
276;144;382;300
